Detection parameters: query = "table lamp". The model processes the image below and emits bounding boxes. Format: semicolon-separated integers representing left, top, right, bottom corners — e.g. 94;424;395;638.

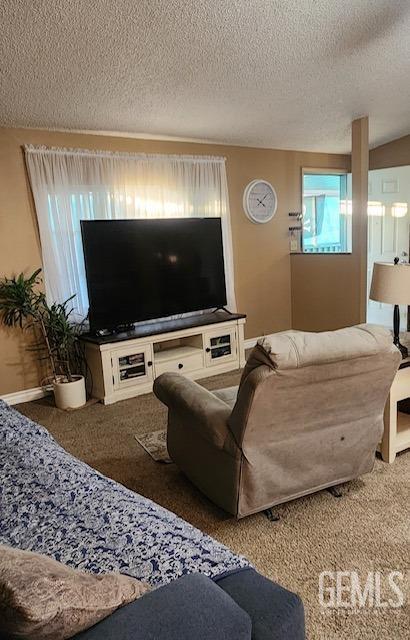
370;259;410;358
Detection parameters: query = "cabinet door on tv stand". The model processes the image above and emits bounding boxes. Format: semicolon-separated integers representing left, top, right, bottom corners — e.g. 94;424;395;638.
111;344;154;390
204;328;238;367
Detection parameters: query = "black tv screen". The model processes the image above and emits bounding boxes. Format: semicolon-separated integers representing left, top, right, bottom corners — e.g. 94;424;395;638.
81;218;227;331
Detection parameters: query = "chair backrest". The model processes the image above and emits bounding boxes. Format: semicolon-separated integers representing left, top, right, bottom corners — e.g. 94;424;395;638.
228;324;401;453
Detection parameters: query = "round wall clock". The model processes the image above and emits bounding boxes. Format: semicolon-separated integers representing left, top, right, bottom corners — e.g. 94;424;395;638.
243;179;278;224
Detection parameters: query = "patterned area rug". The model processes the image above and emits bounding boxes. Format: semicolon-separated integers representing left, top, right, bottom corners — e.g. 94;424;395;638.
135;429;171;463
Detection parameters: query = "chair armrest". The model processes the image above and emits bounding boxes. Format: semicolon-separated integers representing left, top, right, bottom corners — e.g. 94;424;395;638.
153;372;234;451
216;568;305;640
74;573;251;640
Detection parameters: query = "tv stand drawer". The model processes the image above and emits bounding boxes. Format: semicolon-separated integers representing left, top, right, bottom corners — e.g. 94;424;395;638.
155;350;203;376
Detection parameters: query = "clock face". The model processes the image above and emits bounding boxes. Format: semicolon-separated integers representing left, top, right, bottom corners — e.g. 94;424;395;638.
243;180;277;223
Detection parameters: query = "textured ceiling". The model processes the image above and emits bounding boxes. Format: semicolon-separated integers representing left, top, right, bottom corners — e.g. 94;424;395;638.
1;1;409;153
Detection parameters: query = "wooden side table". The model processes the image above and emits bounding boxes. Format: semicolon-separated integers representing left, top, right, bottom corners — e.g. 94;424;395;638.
380;358;410;463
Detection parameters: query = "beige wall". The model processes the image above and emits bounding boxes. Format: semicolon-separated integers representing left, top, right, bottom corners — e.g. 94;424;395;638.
291;131;410;332
370;134;410;170
290;157;354;332
0;126;349;395
290;253;361;331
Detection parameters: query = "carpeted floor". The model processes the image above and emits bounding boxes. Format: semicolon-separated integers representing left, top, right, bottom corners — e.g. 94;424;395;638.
17;370;410;640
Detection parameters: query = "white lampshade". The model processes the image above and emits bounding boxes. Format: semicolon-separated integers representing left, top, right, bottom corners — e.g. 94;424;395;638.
370;262;410;305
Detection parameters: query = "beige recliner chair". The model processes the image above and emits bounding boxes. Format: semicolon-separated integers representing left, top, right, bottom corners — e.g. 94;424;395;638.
154;324;400;518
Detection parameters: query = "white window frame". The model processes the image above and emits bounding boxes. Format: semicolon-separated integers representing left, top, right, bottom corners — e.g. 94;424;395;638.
301;168;352;255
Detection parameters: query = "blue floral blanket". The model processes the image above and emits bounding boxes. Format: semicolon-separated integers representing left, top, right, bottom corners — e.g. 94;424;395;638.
0;400;248;587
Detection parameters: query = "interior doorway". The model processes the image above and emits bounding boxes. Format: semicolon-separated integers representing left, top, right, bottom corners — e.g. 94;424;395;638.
367;165;410;328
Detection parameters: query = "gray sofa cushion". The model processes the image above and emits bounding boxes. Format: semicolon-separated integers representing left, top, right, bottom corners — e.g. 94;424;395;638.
71;569;305;640
216;568;305;640
73;572;251;640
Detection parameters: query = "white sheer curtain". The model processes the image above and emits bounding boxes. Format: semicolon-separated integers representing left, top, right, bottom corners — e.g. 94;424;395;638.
25;145;236;320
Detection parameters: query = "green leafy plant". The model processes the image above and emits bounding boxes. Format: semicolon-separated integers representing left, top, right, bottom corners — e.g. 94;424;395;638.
0;269;44;327
0;269;82;383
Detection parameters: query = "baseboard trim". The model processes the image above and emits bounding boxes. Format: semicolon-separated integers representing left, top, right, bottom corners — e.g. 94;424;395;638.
1;386;48;406
244;336;261;349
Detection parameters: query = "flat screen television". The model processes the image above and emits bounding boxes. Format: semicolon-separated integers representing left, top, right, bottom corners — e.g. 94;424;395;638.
81;218;227;332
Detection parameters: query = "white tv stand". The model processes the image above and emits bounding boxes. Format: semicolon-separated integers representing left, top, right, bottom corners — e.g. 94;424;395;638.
81;311;246;405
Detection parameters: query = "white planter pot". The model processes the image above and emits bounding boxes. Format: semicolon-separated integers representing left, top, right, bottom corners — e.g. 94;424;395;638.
53;375;86;410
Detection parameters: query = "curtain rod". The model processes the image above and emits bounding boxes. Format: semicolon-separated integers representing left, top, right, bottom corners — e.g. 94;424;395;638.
24;145;226;163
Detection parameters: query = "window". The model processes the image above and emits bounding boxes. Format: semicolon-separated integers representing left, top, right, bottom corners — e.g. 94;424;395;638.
25;146;237;319
302;171;352;253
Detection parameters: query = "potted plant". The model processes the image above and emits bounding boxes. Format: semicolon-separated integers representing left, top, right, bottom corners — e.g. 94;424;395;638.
0;269;86;409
